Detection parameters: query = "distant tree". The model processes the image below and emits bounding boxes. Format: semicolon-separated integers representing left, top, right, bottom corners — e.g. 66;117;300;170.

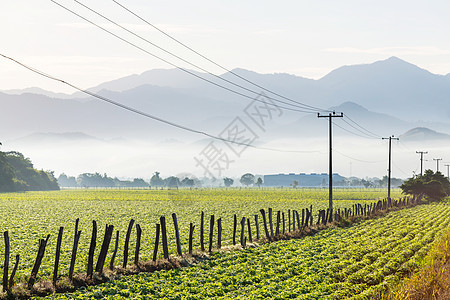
240;173;255;186
292;180;299;188
181;177;195;187
150;171;165;187
58;173;78;187
401;170;450;201
256;177;263;187
166;176;180;189
223;177;234;187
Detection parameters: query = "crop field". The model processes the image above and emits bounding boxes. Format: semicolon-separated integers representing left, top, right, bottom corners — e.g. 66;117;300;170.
42;202;450;300
0;188;400;285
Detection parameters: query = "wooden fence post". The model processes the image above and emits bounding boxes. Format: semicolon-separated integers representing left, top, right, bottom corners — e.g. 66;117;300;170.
189;223;195;254
302;209;305;227
3;231;9;293
110;231;119;270
96;224;114;273
152;224;160;262
160;216;169;259
268;208;274;237
288;209;291;231
200;212;205;251
134;224;142;265
172;213;182;256
53;227;64;286
208;215;215;252
310;205;313;226
292;210;296;231
275;211;281;236
295;211;301;229
233;214;237;245
259;209;271;241
217;218;222;249
8;254;19;289
28;234;50;288
255;215;259;239
282;212;285;234
240;217;246;247
247;218;252;243
87;221;97;277
69;219;81;280
123;219;135;268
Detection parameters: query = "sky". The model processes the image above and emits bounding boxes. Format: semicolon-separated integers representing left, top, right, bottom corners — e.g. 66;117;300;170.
1;0;450;180
1;0;450;93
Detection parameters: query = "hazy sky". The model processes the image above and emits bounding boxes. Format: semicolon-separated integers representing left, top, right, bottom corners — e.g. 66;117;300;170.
1;0;450;93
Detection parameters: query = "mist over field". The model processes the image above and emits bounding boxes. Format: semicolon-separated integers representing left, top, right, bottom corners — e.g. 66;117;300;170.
2;57;450;180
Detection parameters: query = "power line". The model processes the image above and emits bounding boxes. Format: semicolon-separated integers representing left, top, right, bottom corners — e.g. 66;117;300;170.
51;0;321;114
72;0;321;113
344;114;381;138
333;149;386;164
110;0;330;113
0;53;322;154
333;120;379;140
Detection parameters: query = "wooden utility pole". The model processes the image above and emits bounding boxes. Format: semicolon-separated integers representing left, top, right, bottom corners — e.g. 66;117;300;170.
382;136;399;199
433;158;442;172
318;111;343;211
445;164;450;179
416;151;428;177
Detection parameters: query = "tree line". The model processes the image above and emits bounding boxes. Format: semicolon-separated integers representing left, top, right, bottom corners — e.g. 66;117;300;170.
0;151;59;192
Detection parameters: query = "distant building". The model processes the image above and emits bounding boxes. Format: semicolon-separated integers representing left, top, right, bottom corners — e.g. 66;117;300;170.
263;173;346;187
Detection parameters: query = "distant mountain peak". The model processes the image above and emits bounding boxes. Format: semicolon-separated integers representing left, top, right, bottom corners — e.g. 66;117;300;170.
400;127;450;142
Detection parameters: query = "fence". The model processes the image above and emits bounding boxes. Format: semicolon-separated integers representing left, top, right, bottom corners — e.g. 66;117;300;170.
1;194;421;294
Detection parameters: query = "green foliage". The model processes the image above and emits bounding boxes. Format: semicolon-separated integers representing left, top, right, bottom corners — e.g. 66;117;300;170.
223;177;234;187
150;171;164;187
240;173;255;186
400;170;450;200
41;201;450;299
0;151;59;192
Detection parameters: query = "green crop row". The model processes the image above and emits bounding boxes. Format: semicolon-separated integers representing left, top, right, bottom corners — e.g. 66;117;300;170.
41;202;450;299
0;188;400;285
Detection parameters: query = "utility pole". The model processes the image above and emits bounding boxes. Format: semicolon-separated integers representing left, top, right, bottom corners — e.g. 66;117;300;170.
382;135;399;199
445;164;450;179
318;111;343;211
433;158;442;172
416;151;428;177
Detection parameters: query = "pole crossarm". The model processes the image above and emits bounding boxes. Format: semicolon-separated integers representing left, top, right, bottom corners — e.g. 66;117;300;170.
416;151;428;177
382;136;399;199
317;111;344;211
433;158;442;172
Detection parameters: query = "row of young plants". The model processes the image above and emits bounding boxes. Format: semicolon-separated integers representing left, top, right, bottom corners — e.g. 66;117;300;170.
40;202;450;299
0;189;398;286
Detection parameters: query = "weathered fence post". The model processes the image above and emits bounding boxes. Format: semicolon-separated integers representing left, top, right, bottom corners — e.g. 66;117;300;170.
288;209;291;231
189;223;195;254
233;214;237;245
96;224;114;273
152;224;160;261
8;254;19;289
255;215;260;239
134;224;142;265
282;212;285;234
310;205;313;226
260;209;271;241
247;218;252;243
208;215;215;252
87;221;97;277
69;219;81;280
302;209;305;227
217;218;222;249
3;231;9;293
295;211;301;229
292;210;296;231
160;216;169;259
275;211;281;236
29;234;50;288
200;212;205;251
123;219;135;267
172;213;182;256
268;208;274;237
240;217;246;247
53;226;64;286
110;231;119;270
